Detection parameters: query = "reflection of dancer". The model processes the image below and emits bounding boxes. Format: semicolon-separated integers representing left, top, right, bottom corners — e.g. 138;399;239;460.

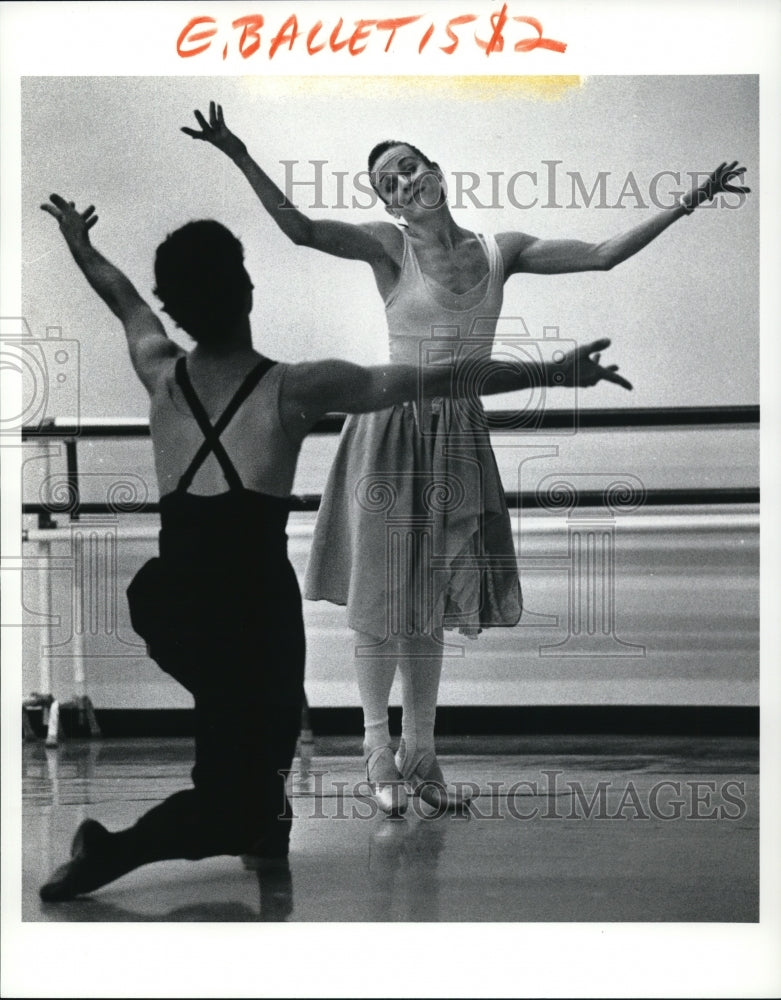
181;104;743;814
367;815;448;922
37;867;292;922
38;195;624;900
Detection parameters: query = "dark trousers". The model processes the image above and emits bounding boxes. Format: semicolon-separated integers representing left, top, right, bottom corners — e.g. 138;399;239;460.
106;613;305;875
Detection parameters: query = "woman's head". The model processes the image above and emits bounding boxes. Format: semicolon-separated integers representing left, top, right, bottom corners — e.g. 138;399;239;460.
153;220;252;347
368;140;434;176
368;141;445;217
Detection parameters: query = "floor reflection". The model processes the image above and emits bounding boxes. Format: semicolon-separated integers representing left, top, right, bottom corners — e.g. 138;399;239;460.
23;737;759;923
367;813;449;921
37;865;293;922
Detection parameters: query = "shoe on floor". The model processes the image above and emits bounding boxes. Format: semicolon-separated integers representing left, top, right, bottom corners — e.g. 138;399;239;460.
395;741;474;811
365;745;408;816
39;819;113;902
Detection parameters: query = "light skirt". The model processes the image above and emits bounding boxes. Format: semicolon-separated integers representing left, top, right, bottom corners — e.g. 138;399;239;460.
303;398;522;639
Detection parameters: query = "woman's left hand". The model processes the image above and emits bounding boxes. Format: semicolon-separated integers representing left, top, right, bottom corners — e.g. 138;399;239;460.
684;161;750;211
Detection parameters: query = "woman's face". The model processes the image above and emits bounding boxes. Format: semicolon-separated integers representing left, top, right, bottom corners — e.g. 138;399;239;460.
372;145;445;216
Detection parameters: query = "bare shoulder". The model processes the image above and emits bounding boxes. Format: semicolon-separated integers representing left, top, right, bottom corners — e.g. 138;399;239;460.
358;220;404;262
144;350;182;401
495;231;540;276
278;359;347;438
281;358;360;399
281;359;328;396
125;304;184;395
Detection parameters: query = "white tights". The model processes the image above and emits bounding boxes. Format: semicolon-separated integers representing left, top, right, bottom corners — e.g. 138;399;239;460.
354;631;444;758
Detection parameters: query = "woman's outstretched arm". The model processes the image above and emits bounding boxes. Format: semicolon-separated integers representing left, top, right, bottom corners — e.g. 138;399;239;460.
40;195;181;392
182;101;397;265
499;162;750;275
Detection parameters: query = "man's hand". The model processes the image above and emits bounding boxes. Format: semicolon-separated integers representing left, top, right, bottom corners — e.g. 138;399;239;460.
683;161;750;212
41;192;178;393
181;101;247;160
556;338;633;390
40;194;98;245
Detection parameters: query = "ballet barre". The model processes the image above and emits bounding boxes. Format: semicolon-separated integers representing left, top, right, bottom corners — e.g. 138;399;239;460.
18;406;759;742
22;508;759;544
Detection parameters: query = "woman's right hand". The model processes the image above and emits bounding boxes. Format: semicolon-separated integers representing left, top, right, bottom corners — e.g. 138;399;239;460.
181;101;247;159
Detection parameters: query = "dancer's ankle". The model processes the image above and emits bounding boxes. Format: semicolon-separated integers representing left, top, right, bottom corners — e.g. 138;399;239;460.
363;724;392;756
397;737;435;767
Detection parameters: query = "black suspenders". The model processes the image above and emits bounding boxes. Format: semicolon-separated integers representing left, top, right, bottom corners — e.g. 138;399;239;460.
174;356;277;493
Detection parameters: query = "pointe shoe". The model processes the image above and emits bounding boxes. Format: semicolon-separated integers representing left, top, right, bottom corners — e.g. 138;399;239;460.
395;742;474;811
39;819;112;902
365;745;408;816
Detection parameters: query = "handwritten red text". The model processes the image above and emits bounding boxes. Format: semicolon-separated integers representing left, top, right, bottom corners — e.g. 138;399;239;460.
176;6;567;60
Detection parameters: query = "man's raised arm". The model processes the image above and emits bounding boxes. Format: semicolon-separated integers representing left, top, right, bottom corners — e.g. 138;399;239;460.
40;195;180;393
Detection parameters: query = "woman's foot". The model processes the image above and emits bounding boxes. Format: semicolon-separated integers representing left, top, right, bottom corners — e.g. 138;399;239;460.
365;745;408;816
395;740;474;811
39;819;115;902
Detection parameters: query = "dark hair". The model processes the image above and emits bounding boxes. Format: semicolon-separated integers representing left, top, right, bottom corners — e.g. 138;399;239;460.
367;140;434;176
153;220;251;346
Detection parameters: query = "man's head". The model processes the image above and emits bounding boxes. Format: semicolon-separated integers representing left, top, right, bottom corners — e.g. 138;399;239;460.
153;220;252;346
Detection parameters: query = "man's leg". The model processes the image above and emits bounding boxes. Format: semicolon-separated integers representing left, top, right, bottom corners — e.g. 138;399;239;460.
39;787;232;902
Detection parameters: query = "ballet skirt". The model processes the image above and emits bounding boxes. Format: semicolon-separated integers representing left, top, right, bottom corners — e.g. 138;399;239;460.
303;232;522;638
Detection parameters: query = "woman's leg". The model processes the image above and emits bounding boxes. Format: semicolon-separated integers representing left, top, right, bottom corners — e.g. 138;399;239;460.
353;630;408;814
353;630;398;752
396;632;443;760
396;631;473;809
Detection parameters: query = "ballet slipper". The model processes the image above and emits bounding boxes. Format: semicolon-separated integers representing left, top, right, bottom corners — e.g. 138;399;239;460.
39;819;114;902
395;740;473;811
365;745;408;816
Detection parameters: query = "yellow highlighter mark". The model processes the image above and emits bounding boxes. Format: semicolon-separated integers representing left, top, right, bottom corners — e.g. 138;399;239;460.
240;76;584;103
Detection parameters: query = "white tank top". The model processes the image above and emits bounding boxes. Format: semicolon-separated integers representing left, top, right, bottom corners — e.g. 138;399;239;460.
384;232;505;366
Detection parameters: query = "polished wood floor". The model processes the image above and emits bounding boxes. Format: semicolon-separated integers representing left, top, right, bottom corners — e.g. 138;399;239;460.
21;735;757;923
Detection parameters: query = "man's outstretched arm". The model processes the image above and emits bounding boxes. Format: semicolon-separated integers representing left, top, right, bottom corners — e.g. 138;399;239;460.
281;338;631;438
